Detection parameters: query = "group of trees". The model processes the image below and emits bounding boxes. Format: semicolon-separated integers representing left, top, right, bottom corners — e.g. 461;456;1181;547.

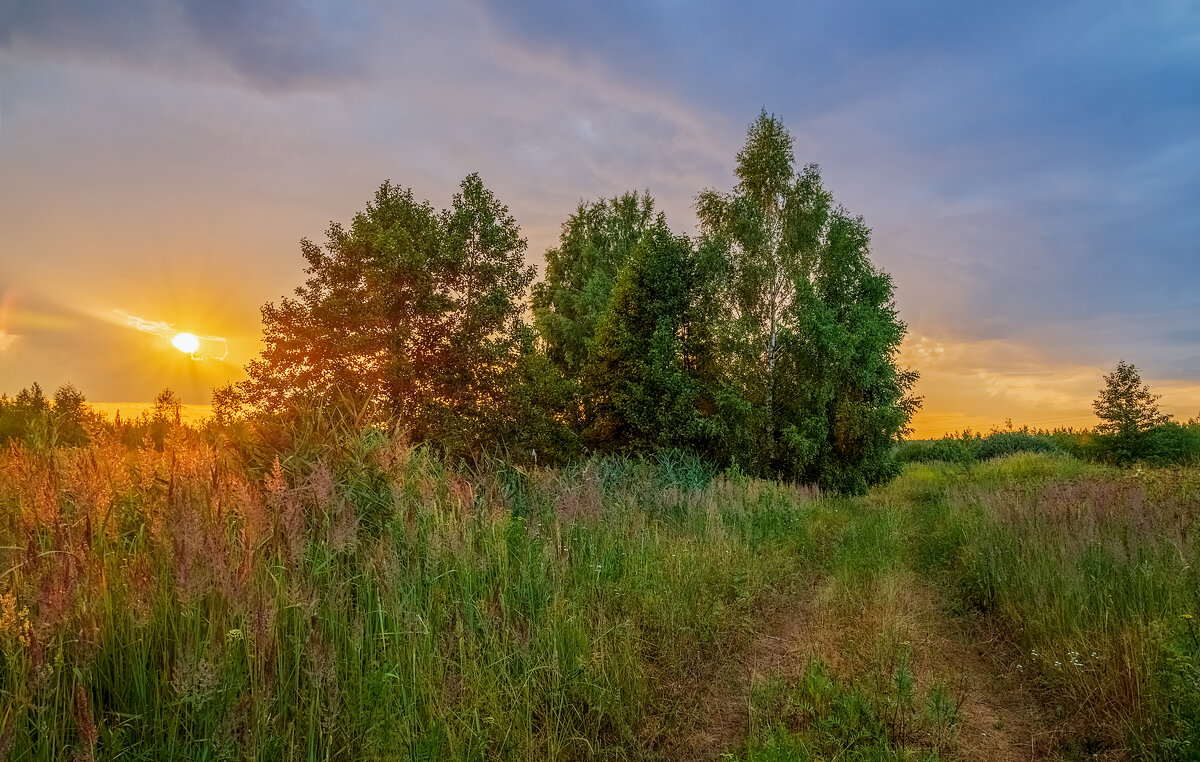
0;383;189;450
0;382;91;447
11;115;1191;483
898;361;1200;467
230;112;920;492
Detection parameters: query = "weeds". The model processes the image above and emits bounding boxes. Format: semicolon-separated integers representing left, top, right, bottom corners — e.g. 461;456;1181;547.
0;428;1195;759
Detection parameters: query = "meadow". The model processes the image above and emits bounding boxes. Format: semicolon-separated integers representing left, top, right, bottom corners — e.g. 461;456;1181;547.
0;421;1197;760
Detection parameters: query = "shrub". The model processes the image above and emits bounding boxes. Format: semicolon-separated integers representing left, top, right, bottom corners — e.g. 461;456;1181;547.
973;430;1061;461
895;438;974;466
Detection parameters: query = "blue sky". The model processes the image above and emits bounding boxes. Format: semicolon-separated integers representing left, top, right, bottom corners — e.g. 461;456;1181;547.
0;0;1196;432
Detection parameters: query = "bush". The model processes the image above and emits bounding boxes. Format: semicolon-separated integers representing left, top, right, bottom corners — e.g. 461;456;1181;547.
895;437;974;466
1080;423;1200;467
974;430;1061;461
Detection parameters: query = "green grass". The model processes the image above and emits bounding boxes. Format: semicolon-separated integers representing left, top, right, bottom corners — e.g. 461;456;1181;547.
0;431;1198;759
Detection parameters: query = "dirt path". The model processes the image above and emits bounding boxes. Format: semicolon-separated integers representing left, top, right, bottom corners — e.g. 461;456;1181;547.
664;576;1070;761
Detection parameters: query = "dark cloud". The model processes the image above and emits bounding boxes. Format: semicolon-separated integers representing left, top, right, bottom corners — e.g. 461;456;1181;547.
0;0;370;91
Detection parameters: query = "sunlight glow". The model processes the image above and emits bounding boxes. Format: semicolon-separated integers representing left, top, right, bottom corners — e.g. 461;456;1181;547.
113;310;229;361
172;332;201;354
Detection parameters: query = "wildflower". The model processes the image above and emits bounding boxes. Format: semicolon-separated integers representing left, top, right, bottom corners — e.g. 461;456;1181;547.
1182;614;1194;621
226;628;244;644
0;593;32;648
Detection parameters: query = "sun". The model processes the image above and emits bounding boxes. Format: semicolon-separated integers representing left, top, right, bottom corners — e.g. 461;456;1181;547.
172;332;200;354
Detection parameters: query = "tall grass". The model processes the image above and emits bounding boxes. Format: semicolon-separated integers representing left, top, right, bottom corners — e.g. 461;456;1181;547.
2;425;1197;759
0;425;823;760
893;455;1200;755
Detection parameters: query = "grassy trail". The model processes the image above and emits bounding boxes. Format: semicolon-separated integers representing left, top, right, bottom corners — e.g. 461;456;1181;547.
670;494;1053;762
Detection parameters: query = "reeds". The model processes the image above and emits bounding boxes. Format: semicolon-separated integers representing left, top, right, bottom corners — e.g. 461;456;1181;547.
896;454;1200;753
0;425;819;760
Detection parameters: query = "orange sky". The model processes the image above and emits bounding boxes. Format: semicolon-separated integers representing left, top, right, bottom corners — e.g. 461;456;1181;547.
899;335;1200;437
1;3;1196;440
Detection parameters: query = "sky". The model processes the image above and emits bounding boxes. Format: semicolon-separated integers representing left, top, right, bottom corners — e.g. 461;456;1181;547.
0;0;1197;436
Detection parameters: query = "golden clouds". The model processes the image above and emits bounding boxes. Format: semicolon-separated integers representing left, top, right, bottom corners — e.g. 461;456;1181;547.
114;311;229;361
903;333;1200;438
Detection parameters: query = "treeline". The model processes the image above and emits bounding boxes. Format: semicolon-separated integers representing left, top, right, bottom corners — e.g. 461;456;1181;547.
220;112;919;493
898;362;1200;468
0;384;192;450
897;424;1200;468
0;382;92;448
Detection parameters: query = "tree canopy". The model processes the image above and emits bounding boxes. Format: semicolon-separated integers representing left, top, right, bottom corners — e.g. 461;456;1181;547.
237;113;921;490
1093;360;1170;436
697;111;919;491
240;173;535;456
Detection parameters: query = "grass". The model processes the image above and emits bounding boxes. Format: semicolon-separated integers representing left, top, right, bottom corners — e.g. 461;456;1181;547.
0;427;1197;760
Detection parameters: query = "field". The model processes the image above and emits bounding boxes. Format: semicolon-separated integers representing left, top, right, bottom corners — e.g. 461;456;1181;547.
0;426;1198;760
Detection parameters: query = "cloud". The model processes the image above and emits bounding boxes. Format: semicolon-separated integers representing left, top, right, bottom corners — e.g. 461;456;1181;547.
114;310;229;361
0;0;1196;422
0;0;372;92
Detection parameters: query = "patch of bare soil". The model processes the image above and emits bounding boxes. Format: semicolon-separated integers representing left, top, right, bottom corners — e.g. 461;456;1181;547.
658;576;1095;761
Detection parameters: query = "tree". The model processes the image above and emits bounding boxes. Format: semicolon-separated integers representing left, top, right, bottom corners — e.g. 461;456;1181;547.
781;210;921;491
1093;361;1170;436
51;383;90;446
697;111;919;489
240;174;535;456
582;217;718;453
532;192;656;382
0;383;50;444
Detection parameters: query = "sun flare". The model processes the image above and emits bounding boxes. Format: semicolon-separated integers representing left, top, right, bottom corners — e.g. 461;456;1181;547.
171;332;200;354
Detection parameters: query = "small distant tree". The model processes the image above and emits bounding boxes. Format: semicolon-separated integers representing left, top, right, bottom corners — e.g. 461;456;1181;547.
51;383;90;446
1093;361;1169;436
149;388;181;449
1092;361;1171;464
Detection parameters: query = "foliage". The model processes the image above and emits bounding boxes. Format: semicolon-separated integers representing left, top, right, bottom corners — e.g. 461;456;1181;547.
0;382;100;448
1090;360;1172;465
239;174;535;459
972;430;1061;461
532;192;657;384
582;216;718;454
697;111;919;491
212;111;920;489
1093;360;1171;437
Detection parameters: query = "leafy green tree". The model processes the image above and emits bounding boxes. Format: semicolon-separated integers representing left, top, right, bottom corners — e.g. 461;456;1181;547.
583;217;718;453
696;114;820;469
532;192;656;382
698;111;919;490
1092;360;1171;464
1093;360;1170;436
785;210;920;491
493;326;582;464
241;174;534;456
